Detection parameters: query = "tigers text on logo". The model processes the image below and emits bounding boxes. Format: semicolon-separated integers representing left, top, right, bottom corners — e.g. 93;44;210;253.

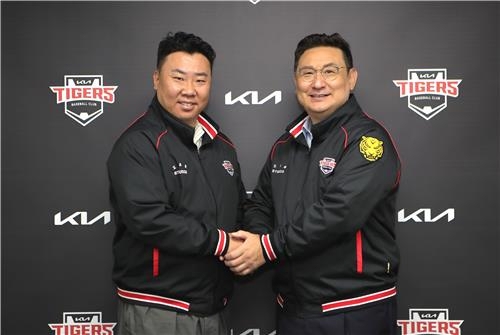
50;75;118;126
393;69;461;120
49;312;116;335
397;308;463;335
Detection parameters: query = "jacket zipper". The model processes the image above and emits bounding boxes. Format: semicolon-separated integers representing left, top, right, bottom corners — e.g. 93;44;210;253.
196;146;220;310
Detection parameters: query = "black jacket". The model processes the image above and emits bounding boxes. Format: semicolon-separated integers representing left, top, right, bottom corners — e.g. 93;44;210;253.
245;95;401;317
107;96;246;316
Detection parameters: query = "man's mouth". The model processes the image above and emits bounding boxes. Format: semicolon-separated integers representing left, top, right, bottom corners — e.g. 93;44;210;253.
179;101;196;110
309;93;330;98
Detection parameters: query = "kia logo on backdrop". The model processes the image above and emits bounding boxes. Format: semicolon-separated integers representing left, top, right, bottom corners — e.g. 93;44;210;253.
49;311;116;335
397;308;463;335
50;75;118;126
398;208;455;223
230;329;275;335
393;69;461;120
225;90;282;105
54;211;111;226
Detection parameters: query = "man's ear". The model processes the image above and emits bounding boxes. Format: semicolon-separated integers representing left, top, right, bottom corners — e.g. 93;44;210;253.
153;70;159;90
348;67;358;92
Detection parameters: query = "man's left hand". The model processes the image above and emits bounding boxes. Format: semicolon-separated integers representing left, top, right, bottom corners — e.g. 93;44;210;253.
222;230;265;276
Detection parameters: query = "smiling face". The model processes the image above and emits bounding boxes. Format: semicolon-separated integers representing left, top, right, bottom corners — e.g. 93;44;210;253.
153;51;211;127
294;46;358;124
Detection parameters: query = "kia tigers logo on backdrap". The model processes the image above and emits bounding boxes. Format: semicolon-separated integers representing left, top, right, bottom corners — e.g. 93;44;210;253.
50;75;118;126
397;308;463;335
393;69;461;120
49;312;116;335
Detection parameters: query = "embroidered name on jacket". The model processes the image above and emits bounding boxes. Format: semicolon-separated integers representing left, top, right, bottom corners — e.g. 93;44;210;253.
172;162;188;175
272;164;287;174
319;157;336;175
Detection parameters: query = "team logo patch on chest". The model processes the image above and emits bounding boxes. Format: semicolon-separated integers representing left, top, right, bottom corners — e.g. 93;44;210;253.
319;157;336;175
222;160;234;176
359;136;384;161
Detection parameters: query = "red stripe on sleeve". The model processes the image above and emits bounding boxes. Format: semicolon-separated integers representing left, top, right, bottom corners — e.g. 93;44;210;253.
215;230;226;256
261;234;277;261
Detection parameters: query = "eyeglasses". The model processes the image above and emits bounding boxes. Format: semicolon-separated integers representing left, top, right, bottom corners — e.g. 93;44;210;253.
296;65;345;83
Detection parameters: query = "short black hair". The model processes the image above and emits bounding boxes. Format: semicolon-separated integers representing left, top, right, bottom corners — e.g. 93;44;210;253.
156;31;216;70
294;33;353;71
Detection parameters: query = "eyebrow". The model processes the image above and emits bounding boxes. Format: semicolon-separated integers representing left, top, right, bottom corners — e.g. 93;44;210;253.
298;63;339;70
170;68;209;77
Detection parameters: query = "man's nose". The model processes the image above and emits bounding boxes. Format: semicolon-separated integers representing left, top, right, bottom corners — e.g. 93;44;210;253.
312;73;327;88
182;79;196;95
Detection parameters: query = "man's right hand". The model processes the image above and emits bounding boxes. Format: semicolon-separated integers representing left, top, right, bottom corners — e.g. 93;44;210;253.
219;234;244;261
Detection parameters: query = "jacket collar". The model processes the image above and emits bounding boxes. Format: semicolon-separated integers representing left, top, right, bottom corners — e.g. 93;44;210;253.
150;95;219;146
286;94;361;145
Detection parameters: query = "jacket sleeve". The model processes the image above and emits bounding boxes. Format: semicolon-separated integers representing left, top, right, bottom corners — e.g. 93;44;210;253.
264;128;401;261
107;130;229;257
235;159;249;231
243;151;275;235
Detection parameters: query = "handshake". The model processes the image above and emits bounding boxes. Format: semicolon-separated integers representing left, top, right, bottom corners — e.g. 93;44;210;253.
219;231;266;276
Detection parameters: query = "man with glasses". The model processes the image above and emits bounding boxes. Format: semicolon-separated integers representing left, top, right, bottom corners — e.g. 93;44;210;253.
223;33;401;334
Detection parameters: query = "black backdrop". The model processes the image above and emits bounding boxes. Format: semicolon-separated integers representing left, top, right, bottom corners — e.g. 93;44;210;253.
2;1;499;334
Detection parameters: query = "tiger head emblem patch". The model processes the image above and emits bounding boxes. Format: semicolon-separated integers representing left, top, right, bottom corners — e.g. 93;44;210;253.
359;136;383;161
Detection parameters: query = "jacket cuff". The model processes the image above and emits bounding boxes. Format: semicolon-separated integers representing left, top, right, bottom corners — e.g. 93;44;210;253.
260;234;277;262
214;229;229;257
